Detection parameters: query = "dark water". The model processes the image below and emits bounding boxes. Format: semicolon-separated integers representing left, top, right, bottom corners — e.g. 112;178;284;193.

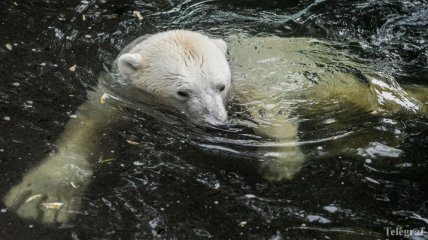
0;0;428;239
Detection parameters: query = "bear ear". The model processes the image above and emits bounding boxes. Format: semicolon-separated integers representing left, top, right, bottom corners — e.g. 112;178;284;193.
118;53;143;76
212;39;227;55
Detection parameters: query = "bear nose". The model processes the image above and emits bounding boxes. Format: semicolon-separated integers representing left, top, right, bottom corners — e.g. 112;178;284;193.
202;95;228;126
204;110;227;126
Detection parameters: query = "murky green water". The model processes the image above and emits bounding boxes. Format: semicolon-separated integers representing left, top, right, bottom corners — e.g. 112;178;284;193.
0;0;427;239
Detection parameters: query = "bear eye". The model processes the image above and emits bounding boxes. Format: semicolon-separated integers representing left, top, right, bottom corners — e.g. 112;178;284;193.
177;90;190;98
218;84;226;92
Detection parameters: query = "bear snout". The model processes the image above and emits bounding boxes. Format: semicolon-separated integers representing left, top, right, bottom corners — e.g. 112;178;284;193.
200;94;228;126
203;109;228;126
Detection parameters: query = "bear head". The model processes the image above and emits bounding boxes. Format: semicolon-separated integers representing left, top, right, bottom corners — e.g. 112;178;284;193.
117;30;231;126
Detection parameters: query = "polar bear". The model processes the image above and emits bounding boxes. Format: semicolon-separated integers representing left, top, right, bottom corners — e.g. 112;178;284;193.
3;30;425;224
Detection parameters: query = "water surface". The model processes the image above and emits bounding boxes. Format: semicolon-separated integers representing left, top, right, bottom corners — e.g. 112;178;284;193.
0;0;427;239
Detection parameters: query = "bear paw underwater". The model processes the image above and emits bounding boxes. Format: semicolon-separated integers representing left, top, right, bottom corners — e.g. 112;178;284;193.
4;154;91;223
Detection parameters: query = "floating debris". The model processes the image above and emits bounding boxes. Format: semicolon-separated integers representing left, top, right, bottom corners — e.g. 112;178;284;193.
100;93;109;104
25;194;43;203
323;118;336;124
323;205;338;213
99;158;114;164
133;161;144;166
82;14;86;21
23;103;33;109
12;82;20;86
126;140;139;145
238;221;247;227
41;202;64;210
365;176;380;184
395;162;413;168
70;182;78;188
3;116;10;121
244;194;256;199
5;44;12;51
69;64;77;72
306;215;331;224
133;11;144;21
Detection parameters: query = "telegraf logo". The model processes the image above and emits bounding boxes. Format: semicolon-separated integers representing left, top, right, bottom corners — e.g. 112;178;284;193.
385;226;426;238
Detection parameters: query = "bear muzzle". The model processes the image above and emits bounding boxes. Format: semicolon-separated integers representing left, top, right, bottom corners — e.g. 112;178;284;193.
203;107;228;126
192;93;228;126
